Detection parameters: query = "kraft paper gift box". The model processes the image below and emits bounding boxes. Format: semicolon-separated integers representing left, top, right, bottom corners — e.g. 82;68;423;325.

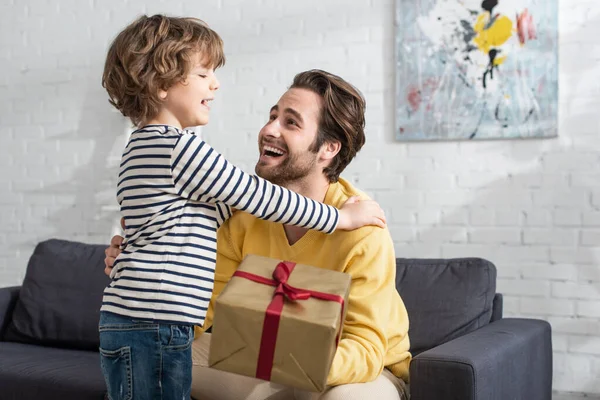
208;254;351;392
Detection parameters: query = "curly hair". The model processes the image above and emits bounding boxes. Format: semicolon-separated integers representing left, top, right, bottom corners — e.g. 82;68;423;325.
290;70;366;183
102;14;225;126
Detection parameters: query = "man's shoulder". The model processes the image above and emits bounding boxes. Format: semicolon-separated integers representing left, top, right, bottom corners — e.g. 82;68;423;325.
327;177;372;208
329;178;389;240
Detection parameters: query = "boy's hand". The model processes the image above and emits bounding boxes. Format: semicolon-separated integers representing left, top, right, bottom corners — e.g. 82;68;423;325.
337;196;386;230
104;235;124;277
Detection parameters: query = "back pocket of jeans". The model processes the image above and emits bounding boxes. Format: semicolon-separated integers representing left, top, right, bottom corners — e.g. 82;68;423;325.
100;346;133;400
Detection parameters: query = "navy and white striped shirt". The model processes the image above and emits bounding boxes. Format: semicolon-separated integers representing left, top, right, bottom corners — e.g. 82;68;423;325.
101;125;339;325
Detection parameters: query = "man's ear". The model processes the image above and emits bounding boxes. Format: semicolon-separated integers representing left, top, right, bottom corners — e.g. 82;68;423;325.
320;141;341;162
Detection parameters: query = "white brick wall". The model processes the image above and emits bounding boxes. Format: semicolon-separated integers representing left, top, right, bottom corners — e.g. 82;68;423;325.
1;0;599;395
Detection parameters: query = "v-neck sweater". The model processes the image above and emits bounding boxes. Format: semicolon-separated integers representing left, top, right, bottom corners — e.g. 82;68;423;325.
200;178;411;385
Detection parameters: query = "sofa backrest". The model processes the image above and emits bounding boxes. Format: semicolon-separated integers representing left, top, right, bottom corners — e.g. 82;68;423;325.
395;258;497;355
4;240;498;356
4;239;110;350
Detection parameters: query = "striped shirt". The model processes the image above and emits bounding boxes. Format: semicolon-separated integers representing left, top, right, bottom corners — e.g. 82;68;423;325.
101;125;339;326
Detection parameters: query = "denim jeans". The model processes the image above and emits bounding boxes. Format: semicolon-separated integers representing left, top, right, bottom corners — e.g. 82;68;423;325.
99;311;194;400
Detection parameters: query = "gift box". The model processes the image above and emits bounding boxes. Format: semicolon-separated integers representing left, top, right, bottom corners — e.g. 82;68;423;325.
208;254;351;392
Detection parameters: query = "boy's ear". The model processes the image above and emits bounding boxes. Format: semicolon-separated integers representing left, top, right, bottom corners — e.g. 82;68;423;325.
320;140;341;162
158;89;168;100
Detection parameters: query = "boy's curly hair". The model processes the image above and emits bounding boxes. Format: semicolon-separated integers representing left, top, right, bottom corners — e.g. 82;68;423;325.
102;14;225;126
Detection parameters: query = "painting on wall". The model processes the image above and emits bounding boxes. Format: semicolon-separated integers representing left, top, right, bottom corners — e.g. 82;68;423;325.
395;0;558;141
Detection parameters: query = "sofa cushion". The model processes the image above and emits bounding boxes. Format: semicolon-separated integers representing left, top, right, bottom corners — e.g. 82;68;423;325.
395;258;496;355
4;239;110;350
0;341;105;400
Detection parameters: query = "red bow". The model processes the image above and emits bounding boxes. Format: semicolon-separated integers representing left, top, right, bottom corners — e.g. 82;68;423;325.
272;261;311;301
232;261;344;381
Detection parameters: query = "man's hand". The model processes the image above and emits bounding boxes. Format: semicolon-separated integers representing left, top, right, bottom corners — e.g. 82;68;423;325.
337;196;386;230
104;235;124;277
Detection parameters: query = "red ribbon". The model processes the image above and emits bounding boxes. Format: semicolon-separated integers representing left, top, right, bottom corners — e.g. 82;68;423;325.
232;261;345;381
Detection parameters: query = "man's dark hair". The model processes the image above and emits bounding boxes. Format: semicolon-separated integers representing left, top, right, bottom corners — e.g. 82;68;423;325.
290;69;366;183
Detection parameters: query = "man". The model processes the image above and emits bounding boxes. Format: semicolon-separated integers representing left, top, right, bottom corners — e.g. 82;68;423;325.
105;69;411;400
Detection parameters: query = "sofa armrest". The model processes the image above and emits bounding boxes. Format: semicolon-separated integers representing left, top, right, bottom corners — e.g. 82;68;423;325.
409;318;552;400
491;293;503;322
0;286;20;340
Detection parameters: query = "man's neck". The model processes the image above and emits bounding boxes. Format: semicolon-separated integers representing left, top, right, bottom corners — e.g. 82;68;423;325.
283;175;331;245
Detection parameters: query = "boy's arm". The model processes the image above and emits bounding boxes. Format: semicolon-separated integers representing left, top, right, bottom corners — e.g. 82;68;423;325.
214;202;233;229
170;134;386;233
170;134;338;233
327;228;408;385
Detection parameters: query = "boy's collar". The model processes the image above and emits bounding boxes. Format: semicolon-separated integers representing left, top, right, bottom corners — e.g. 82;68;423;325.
136;124;185;135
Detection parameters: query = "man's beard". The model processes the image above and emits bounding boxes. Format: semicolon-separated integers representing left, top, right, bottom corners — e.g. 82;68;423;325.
255;150;318;186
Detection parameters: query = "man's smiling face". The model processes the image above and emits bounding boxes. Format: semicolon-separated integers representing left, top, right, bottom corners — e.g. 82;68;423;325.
255;88;324;186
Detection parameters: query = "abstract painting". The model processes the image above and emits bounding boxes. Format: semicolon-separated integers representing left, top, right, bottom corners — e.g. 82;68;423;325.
395;0;558;141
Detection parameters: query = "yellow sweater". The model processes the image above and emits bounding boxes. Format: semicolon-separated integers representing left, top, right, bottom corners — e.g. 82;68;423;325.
197;178;411;385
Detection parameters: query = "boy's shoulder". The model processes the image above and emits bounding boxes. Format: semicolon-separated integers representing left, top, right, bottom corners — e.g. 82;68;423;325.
124;125;182;144
123;126;200;154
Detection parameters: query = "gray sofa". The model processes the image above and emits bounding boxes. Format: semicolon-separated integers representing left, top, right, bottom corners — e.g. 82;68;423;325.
0;239;552;400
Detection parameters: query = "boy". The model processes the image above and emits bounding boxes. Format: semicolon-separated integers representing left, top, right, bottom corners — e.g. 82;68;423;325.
99;15;385;400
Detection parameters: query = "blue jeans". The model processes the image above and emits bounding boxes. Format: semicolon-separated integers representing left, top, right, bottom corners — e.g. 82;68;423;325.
99;311;194;400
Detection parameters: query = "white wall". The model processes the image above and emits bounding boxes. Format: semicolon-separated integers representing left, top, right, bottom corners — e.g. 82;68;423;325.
1;0;599;395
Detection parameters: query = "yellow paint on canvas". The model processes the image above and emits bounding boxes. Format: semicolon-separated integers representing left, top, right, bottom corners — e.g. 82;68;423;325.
473;12;514;65
494;54;508;65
